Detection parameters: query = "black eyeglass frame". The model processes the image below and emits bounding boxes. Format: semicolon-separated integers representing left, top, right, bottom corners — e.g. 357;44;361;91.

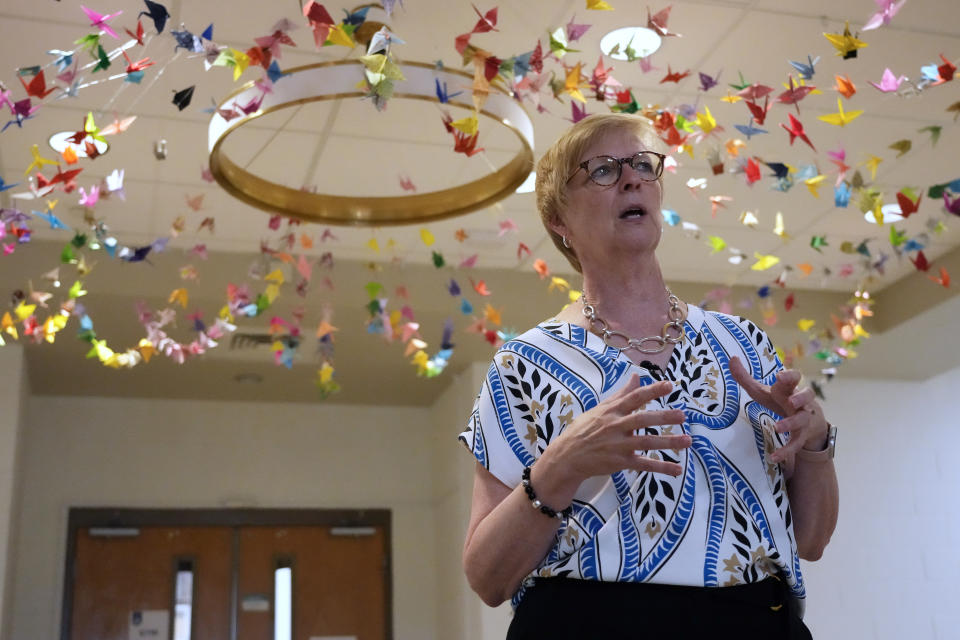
567;151;667;186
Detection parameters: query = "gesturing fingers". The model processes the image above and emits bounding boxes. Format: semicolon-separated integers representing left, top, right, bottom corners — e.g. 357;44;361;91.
787;386;816;412
770;369;802;410
614;379;675;414
626;433;692;476
729;356;770;405
730;356;803;418
612;408;686;433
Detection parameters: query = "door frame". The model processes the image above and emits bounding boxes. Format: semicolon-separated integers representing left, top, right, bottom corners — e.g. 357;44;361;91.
61;507;393;640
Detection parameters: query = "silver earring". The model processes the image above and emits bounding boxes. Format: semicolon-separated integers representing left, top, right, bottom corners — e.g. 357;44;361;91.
562;235;571;249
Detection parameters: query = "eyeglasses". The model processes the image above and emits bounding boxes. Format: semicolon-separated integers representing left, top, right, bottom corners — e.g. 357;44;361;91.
567;151;666;186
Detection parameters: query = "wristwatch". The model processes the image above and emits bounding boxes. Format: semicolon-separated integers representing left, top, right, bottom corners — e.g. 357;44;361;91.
797;423;837;462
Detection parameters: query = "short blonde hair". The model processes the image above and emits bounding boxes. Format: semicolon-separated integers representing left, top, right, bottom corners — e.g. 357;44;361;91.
535;113;663;273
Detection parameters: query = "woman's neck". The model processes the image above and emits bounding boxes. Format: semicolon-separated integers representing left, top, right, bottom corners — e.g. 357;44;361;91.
580;255;671;321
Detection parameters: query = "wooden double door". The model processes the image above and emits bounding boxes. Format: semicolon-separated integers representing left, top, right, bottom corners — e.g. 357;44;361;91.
62;509;391;640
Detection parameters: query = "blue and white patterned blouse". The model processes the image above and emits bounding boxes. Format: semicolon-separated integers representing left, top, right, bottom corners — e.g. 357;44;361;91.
459;304;805;610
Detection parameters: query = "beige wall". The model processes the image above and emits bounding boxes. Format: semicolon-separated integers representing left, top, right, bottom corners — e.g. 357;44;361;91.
0;346;27;640
10;395;439;640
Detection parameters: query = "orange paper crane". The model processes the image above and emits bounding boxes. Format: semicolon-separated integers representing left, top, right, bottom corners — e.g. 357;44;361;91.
833;74;856;98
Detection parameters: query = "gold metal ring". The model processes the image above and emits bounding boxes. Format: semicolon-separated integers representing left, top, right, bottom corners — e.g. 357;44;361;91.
207;60;535;226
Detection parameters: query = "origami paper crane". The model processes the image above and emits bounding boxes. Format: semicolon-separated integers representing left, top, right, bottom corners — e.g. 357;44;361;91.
744;96;770;125
818;98;863;126
122;50;154;73
139;0;170;33
171;27;203;52
734;120;766;139
944;191;960;216
125;20;146;45
24;145;58;176
101;115;136;136
781;114;815;150
824;22;867;59
698;70;721;91
789;55;819;80
19;70;56;99
777;75;815;114
946;101;959;120
833;74;856;98
81;5;123;39
869;68;906;92
172;85;195;110
863;0;907;31
647;5;681;37
889;139;911;157
928;267;949;287
455;5;498;55
917;125;942;147
566;15;591;41
547;28;579;59
896;190;921;217
660;66;690;84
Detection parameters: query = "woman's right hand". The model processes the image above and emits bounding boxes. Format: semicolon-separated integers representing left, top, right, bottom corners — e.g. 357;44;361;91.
531;374;691;508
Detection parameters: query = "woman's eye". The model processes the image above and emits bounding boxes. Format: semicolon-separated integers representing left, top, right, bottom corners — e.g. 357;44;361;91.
589;161;616;179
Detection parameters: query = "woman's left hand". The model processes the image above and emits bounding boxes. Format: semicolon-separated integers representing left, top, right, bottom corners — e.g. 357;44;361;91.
729;356;829;463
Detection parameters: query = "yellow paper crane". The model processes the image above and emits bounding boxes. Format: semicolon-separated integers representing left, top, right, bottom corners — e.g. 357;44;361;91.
823;21;868;59
751;253;780;271
168;288;189;308
449;114;479;135
695;105;718;135
586;0;614;10
862;155;883;180
564;62;587;103
707;236;727;253
818;98;864;127
773;212;790;238
24;144;58;176
804;174;826;198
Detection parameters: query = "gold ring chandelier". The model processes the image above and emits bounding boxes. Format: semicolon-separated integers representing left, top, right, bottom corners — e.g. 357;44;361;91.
207;60;535;226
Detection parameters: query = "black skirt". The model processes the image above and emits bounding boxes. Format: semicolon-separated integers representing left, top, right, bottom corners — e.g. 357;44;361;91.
506;576;813;639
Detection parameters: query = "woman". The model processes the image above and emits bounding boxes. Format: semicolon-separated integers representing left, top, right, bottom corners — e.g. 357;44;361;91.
459;113;838;639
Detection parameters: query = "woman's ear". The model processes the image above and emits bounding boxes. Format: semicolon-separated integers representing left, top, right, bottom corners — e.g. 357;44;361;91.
547;213;567;239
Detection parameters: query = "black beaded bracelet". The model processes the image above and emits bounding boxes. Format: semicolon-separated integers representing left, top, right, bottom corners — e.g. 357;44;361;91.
521;466;573;520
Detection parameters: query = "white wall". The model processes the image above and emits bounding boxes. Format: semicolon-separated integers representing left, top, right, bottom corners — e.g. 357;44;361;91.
10;396;438;640
430;362;511;640
0;346;27;640
9;363;960;640
803;366;960;640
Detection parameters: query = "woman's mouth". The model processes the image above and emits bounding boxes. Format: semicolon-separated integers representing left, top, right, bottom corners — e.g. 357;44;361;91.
619;207;647;219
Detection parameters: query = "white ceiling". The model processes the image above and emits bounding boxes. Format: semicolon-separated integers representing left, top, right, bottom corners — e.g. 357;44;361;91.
1;0;959;404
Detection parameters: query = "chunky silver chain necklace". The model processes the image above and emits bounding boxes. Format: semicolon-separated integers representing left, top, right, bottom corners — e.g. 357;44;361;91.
580;289;686;354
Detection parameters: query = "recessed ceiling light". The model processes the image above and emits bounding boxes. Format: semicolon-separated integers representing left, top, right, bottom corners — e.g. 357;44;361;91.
48;131;109;158
599;27;662;61
865;204;905;224
515;171;535;194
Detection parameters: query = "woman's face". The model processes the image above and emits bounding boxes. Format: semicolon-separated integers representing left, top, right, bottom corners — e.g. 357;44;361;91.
552;128;664;274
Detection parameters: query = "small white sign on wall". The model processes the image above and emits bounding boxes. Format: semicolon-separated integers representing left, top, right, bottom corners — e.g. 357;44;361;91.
129;610;169;640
